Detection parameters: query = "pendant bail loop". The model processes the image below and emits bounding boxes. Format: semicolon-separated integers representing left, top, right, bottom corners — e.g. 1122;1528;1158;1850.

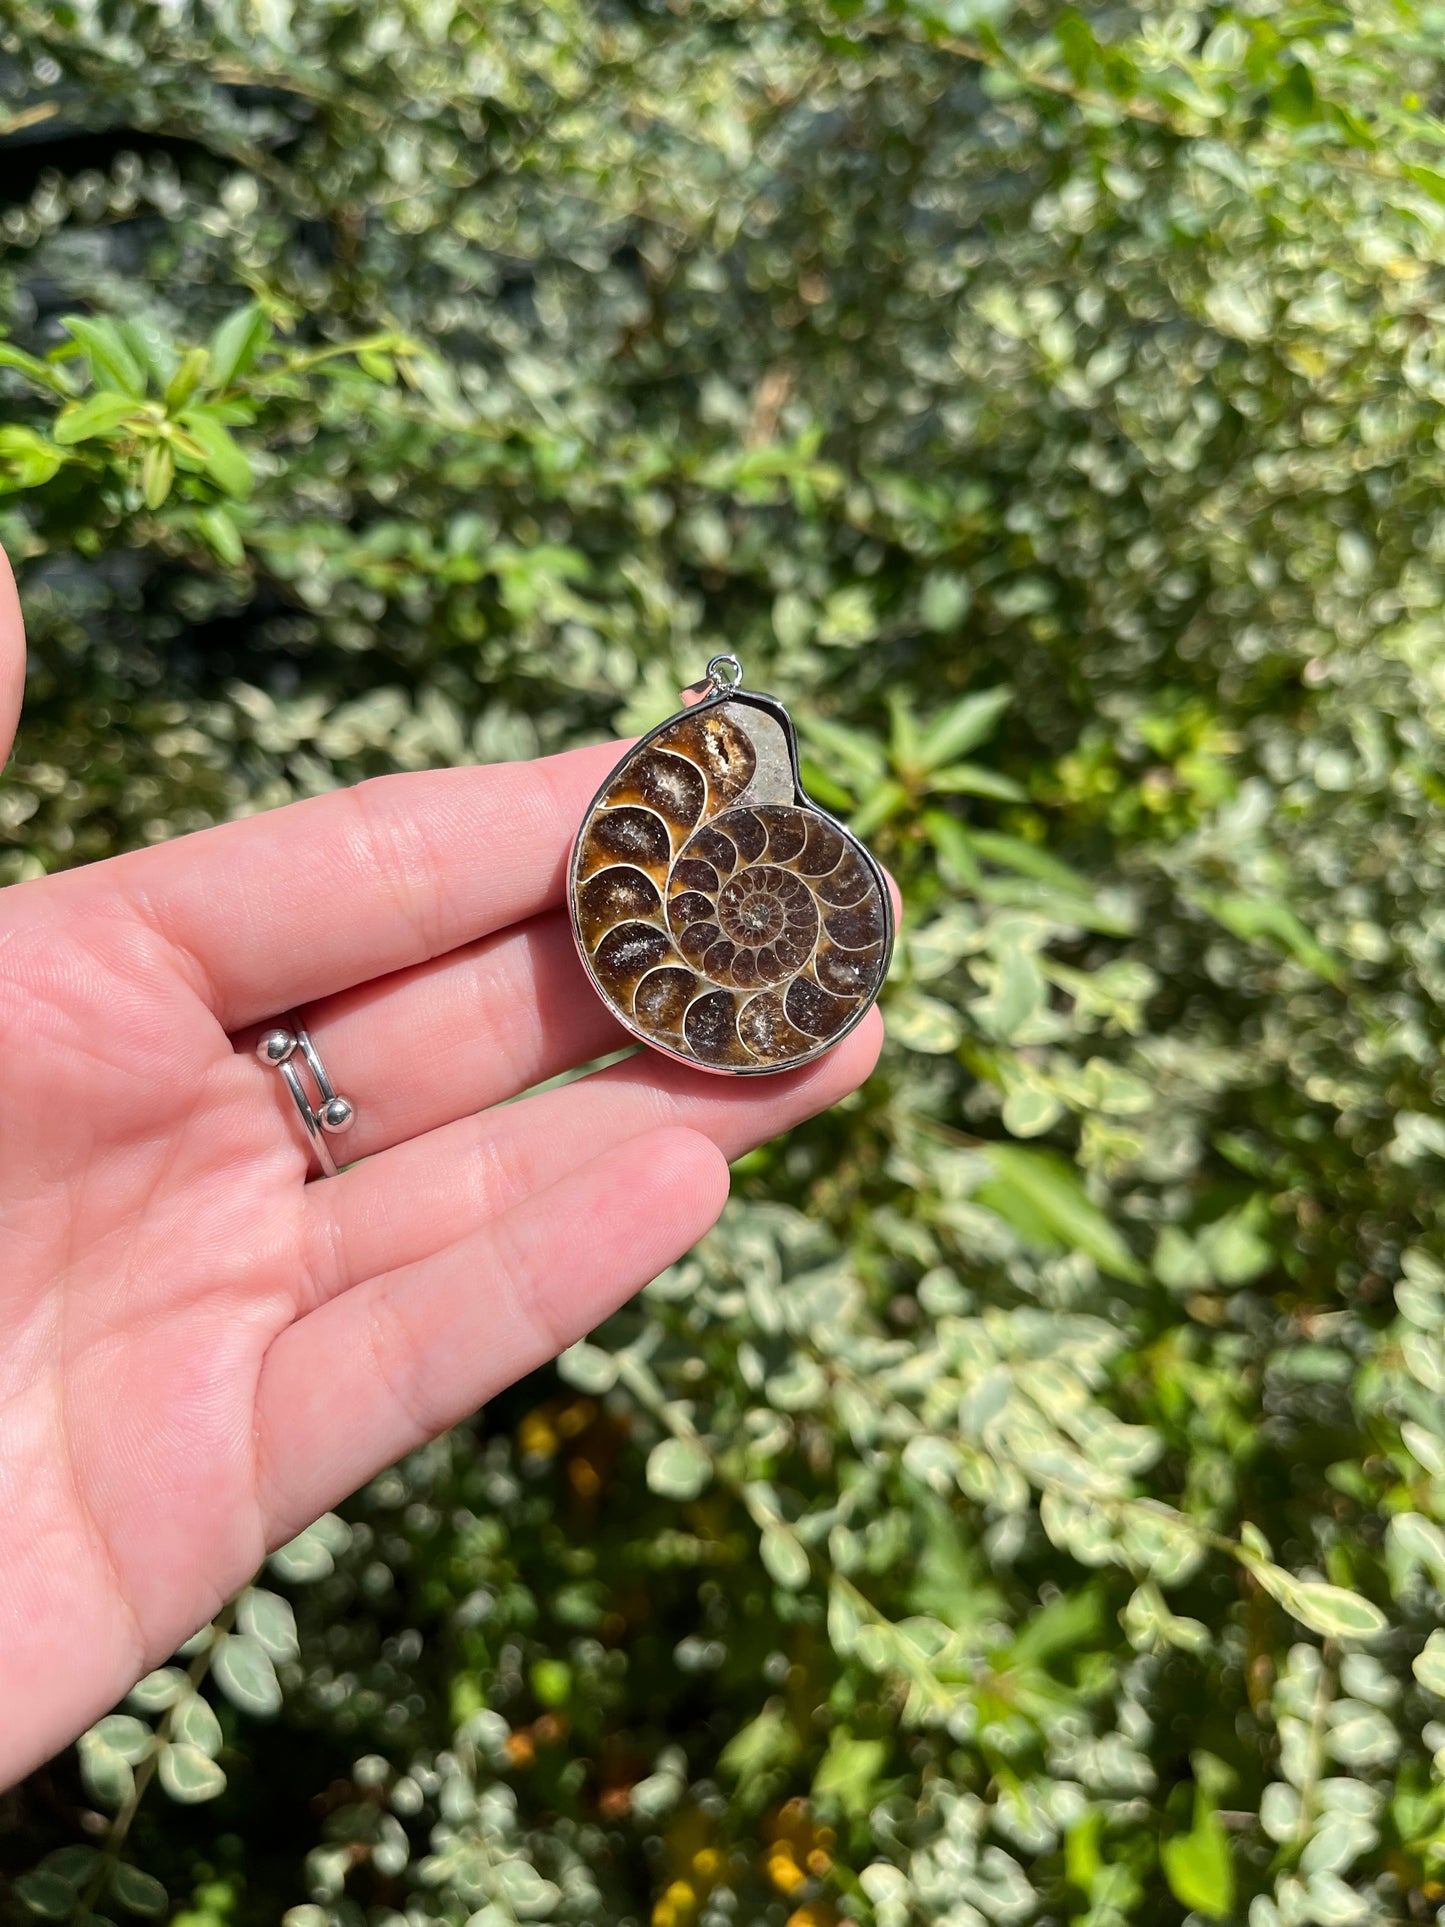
705;653;744;692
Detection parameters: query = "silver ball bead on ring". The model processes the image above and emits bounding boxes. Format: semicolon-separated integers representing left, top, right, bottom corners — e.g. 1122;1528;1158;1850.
319;1095;356;1136
257;1027;297;1065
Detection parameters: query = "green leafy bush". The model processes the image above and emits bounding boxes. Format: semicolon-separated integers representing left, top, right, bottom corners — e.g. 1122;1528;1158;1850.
5;3;1445;1923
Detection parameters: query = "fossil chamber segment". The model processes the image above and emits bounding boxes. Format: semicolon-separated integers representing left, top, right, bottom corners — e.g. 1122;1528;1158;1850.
571;698;890;1071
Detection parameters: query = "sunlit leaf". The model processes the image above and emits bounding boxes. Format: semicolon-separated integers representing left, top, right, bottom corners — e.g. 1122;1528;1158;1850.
180;406;253;496
977;1145;1142;1281
52;391;143;445
917;687;1011;770
207;302;272;391
61;314;146;395
646;1436;712;1500
1162;1801;1234;1919
212;1633;282;1716
158;1742;226;1804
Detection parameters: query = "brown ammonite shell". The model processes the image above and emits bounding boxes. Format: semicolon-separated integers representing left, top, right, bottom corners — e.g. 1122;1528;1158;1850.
569;685;893;1074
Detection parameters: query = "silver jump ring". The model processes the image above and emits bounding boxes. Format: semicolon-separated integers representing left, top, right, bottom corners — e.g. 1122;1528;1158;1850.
256;1015;356;1179
706;653;744;691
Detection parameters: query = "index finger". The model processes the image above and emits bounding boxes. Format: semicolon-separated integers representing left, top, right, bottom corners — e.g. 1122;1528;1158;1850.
37;741;627;1031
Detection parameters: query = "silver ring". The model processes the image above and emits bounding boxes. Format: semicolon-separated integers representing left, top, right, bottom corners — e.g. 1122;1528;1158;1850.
256;1014;356;1179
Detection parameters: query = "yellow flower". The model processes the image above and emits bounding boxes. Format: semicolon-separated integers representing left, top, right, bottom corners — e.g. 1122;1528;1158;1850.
652;1878;697;1927
517;1410;558;1458
557;1396;597;1438
766;1845;807;1896
567;1455;601;1498
691;1847;724;1887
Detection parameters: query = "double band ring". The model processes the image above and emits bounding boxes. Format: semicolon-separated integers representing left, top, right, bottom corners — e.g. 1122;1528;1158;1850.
257;1015;356;1179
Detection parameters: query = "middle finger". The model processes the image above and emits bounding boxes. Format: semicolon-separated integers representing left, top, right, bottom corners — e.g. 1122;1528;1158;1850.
247;907;632;1164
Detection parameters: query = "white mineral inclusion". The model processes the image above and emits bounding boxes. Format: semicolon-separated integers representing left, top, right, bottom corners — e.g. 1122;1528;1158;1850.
727;702;794;812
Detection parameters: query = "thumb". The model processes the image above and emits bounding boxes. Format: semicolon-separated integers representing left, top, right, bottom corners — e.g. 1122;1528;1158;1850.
0;544;24;768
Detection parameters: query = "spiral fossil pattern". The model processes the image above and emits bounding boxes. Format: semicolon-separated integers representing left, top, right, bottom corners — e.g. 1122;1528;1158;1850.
570;698;890;1071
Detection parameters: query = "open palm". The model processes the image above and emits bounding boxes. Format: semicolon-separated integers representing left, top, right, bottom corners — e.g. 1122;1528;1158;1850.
0;552;883;1787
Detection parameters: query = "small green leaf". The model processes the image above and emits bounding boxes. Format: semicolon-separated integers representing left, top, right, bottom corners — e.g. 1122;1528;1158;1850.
917;687;1011;770
1199;1202;1273;1286
976;1144;1142;1281
720;1700;800;1778
1285;1581;1386;1640
267;1513;349;1584
238;1586;299;1661
197;504;245;567
760;1525;811;1590
922;808;982;887
798;759;856;813
14;1872;76;1919
887;991;964;1055
61;315;147;396
646;1436;713;1501
1413;1629;1445;1696
53;391;142;445
180;407;253;496
888;691;923;768
207;302;272;390
158;1741;226;1803
140;439;174;508
529;1658;572;1707
558;1339;619;1394
164;345;210;412
796;712;886;782
1190;890;1342;984
1247;1561;1387;1641
827;1580;865;1656
110;1866;167;1918
37;1849;100;1887
1271;59;1317;126
78;1737;134;1809
813;1731;887;1815
926;762;1026;801
86;1714;153;1764
1055;8;1097;82
1161;1803;1234;1919
772;588;813;650
973;944;1045;1042
212;1632;282;1716
119;317;177;388
1406;163;1445;206
0;425;64;487
0;340;76;394
967;830;1090;891
494;1861;560;1918
850;778;910;837
919;569;971;631
1002;1084;1064;1137
171;1690;223;1758
127;1667;187;1713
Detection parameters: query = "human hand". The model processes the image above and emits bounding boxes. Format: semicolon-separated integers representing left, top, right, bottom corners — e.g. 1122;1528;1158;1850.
0;551;883;1787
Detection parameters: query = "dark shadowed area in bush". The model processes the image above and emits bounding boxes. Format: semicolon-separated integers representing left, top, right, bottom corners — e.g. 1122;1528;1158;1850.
4;3;1445;1923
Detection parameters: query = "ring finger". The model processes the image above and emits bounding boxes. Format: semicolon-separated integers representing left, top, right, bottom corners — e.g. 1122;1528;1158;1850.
299;1006;884;1309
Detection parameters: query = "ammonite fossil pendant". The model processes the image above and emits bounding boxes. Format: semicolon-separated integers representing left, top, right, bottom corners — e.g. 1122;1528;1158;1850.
568;655;893;1075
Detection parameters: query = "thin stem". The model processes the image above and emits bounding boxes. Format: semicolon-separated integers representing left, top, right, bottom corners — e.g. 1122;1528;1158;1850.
0;101;60;137
78;1603;236;1916
1292;1643;1335;1856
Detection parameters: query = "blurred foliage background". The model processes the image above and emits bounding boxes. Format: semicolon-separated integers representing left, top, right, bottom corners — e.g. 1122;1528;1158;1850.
5;1;1445;1923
